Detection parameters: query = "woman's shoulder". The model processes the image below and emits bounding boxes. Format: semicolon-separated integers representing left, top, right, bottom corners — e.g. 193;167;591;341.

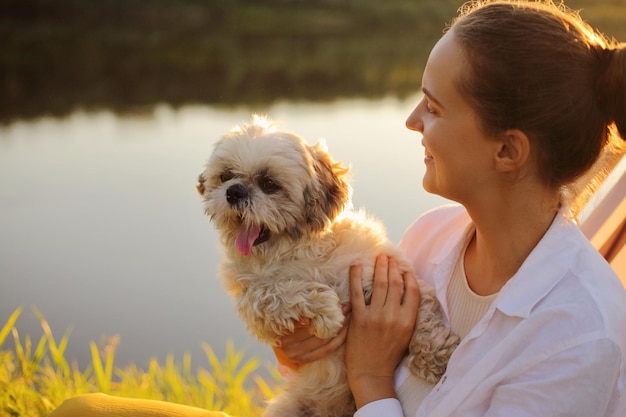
498;213;626;343
562;240;626;337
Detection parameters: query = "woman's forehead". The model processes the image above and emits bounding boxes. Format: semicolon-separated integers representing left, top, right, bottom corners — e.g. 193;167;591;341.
422;32;468;107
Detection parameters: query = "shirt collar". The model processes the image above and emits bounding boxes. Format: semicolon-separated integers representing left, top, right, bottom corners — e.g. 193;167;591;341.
495;208;580;318
431;205;581;319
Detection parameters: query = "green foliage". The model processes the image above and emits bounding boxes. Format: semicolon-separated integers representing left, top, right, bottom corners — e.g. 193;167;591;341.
0;307;281;417
1;0;625;121
0;0;461;122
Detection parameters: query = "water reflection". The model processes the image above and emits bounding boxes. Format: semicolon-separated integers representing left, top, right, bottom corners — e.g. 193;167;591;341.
0;96;449;368
3;0;625;372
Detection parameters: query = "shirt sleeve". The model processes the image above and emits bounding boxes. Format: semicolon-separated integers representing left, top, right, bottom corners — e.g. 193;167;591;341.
354;398;405;417
484;338;622;417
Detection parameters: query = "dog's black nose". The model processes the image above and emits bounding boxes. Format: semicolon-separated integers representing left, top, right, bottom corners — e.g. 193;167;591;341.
226;184;248;205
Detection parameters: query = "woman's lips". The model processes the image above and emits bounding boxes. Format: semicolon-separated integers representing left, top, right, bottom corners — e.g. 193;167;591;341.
422;141;433;163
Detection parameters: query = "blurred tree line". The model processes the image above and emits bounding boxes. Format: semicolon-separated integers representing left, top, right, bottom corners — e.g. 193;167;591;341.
1;0;625;123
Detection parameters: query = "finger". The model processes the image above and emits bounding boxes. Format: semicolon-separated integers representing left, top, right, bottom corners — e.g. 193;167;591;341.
370;255;390;307
349;263;366;313
384;257;405;305
279;334;330;360
401;270;420;309
273;317;312;349
279;325;316;346
281;316;349;366
341;303;352;316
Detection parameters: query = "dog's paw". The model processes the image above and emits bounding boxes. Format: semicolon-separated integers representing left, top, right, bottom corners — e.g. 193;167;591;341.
293;285;344;339
407;327;460;384
407;287;461;383
310;309;344;339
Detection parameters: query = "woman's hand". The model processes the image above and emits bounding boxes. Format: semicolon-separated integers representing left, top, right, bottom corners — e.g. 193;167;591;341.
346;255;420;409
272;306;351;372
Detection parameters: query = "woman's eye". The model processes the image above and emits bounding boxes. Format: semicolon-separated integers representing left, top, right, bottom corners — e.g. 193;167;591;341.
426;101;436;114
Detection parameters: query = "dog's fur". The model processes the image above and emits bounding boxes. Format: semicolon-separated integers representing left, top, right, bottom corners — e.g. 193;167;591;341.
197;115;459;417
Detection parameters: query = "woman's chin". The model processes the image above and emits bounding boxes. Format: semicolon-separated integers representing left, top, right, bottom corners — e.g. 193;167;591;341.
422;175;437;195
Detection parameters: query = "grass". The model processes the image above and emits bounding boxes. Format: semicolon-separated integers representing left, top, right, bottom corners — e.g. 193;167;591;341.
0;307;282;417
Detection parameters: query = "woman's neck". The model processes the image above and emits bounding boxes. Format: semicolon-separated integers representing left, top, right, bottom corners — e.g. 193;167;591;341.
462;190;561;296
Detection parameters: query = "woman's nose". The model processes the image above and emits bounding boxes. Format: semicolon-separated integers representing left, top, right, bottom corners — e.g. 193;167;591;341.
405;103;424;133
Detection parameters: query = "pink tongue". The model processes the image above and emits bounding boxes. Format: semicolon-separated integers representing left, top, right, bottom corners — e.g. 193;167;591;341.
235;224;262;256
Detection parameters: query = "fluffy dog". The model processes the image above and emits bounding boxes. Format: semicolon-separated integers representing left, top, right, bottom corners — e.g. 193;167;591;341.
197;115;459;417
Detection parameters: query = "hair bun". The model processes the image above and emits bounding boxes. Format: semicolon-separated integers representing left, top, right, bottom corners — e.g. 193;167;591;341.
596;43;626;140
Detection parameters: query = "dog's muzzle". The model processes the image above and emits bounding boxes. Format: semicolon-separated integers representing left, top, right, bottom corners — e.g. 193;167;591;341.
226;184;248;207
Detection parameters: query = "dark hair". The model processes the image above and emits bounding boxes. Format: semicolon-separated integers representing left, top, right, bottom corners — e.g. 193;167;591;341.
449;1;625;209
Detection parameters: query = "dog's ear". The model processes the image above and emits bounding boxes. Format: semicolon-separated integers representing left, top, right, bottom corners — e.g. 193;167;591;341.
304;142;351;231
196;173;206;196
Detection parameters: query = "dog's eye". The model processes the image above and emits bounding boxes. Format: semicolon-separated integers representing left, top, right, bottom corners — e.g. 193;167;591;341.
219;170;234;183
258;177;281;194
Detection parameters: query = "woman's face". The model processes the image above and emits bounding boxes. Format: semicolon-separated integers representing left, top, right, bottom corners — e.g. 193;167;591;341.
406;31;501;205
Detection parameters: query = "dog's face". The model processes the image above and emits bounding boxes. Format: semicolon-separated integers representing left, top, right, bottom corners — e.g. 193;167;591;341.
197;116;351;256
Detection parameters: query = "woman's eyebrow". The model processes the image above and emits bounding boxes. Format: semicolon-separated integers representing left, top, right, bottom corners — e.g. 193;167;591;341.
422;87;445;110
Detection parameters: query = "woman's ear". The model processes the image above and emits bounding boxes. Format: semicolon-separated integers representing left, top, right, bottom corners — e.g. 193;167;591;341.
494;129;531;173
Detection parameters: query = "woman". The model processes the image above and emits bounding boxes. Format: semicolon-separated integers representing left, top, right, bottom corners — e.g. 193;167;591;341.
50;1;626;416
280;1;626;416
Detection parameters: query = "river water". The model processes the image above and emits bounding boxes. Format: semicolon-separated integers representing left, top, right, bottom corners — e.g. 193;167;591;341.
0;95;450;370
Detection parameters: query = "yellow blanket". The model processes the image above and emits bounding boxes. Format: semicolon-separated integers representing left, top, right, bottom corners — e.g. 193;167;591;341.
48;394;233;417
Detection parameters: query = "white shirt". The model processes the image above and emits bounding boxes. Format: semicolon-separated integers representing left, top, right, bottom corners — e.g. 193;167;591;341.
355;204;626;417
396;228;497;417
